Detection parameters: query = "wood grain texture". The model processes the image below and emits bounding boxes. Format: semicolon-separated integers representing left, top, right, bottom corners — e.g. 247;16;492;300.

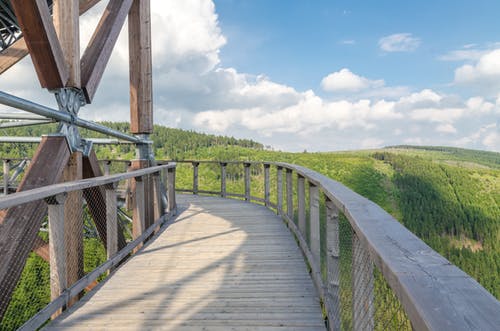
53;0;80;87
0;0;101;75
0;136;70;319
63;152;84;307
80;0;133;102
11;0;68;89
129;0;153;134
45;195;325;330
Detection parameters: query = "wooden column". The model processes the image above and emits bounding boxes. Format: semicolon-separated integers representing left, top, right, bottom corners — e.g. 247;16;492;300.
105;183;118;259
286;168;293;220
167;167;176;215
220;163;227;198
264;164;270;207
63;152;84;307
11;0;69;89
3;160;9;195
352;232;374;331
326;196;341;331
297;175;306;235
192;162;199;194
277;166;283;214
309;183;320;265
53;0;80;87
46;193;67;319
244;163;251;201
129;0;152;134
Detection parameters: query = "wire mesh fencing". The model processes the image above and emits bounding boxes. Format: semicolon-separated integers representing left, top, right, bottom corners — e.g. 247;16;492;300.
0;163;174;330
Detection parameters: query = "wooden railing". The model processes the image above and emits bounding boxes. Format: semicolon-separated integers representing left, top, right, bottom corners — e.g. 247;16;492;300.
0;163;176;330
168;160;500;331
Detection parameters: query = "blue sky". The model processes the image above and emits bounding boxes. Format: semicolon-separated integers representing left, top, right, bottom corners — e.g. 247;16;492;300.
215;0;499;92
0;1;498;152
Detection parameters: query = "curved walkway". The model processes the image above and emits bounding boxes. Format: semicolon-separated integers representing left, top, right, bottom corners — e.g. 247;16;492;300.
45;195;326;330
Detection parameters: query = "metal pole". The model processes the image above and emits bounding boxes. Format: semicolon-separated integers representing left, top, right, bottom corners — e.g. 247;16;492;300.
0;91;148;144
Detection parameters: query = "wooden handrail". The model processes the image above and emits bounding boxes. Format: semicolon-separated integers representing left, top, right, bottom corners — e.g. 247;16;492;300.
169;160;500;331
0;163;175;210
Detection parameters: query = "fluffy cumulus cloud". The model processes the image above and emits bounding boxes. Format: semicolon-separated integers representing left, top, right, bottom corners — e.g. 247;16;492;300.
321;69;384;92
378;33;421;52
0;1;498;153
454;49;500;97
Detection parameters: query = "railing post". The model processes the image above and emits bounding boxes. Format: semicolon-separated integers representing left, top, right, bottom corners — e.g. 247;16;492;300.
352;231;374;331
105;182;118;260
45;193;67;319
192;161;199;195
276;166;283;214
326;196;341;331
167;167;177;215
244;162;251;201
103;160;111;176
220;162;227;198
286;168;293;220
297;174;306;234
264;163;270;207
125;161;133;210
3;159;10;195
132;175;145;253
152;171;163;224
309;182;320;265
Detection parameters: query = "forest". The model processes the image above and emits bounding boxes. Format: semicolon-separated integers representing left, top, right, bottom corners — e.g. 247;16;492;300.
0;123;499;329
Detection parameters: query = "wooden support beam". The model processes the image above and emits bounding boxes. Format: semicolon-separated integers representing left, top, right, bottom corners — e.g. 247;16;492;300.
80;0;134;103
53;0;80;87
0;0;102;75
0;136;71;320
167;167;176;215
286;168;293;219
10;0;69;89
3;159;9;196
220;163;227;198
192;162;199;194
277;166;283;214
132;175;145;253
82;150;127;250
325;196;341;331
129;0;153;134
63;152;83;307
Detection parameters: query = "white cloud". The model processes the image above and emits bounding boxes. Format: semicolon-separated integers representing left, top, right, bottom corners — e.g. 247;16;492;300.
321;68;384;92
436;124;457;134
454;49;500;97
379;33;421;52
0;1;498;153
340;40;356;45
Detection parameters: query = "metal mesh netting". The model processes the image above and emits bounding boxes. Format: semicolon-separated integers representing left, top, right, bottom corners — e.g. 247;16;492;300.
0;180;132;330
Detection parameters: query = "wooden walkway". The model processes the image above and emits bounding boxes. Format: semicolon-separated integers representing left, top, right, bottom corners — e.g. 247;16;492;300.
45;195;326;330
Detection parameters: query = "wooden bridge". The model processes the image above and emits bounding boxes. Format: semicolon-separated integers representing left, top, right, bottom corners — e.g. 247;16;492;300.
1;1;500;330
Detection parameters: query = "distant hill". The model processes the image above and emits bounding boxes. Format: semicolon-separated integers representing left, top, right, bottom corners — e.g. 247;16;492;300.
0;125;498;300
386;145;500;169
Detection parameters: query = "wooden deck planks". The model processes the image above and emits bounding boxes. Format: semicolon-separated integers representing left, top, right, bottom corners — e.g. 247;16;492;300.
45;195;325;330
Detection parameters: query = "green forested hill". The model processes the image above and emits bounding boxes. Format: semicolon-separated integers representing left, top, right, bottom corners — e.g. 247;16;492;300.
1;124;499;301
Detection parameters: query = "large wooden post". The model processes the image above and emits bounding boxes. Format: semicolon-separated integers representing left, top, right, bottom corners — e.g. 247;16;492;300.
220;163;227;198
129;0;152;134
46;193;67;319
105;182;118;259
63;152;84;307
53;0;80;87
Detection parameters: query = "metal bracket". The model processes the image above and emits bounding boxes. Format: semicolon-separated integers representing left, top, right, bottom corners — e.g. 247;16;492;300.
135;134;154;160
52;88;86;153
